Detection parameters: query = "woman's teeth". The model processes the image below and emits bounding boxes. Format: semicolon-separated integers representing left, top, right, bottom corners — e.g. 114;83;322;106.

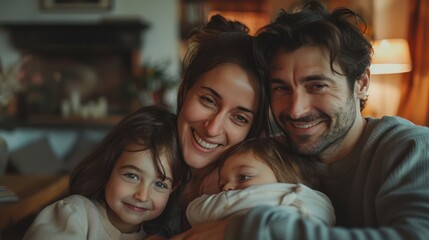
193;131;219;149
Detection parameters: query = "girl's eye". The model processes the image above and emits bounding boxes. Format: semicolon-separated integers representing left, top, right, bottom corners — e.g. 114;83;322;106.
123;173;139;181
237;175;251;182
154;181;170;191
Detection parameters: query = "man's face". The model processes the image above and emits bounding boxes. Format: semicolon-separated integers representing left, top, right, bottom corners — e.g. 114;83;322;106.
269;46;363;162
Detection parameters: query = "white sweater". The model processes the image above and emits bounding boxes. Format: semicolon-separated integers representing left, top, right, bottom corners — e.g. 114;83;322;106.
186;183;335;226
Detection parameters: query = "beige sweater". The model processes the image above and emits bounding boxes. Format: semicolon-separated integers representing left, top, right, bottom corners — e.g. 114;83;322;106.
23;195;147;240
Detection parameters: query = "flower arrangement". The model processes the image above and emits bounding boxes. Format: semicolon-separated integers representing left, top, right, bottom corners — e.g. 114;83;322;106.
0;57;27;107
129;61;177;109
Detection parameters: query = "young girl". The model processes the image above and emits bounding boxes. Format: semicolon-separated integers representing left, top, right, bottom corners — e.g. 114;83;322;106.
186;137;335;227
23;106;188;240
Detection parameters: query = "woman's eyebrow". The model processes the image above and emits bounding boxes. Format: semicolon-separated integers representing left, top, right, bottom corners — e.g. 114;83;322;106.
201;86;222;99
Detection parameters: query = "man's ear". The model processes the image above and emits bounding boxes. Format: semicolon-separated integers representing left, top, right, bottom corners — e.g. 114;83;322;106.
355;68;370;99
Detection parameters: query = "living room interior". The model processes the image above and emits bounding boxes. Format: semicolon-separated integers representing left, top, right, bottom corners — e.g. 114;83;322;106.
0;0;427;239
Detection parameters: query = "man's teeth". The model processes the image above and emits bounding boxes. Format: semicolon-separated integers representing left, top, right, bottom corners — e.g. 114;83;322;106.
292;122;319;129
193;131;219;149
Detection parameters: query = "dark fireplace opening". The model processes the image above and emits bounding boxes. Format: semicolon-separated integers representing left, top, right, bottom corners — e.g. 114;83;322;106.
2;19;149;120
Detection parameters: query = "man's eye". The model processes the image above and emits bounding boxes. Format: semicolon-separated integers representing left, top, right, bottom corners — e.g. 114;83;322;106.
271;85;290;95
309;83;328;91
272;85;285;90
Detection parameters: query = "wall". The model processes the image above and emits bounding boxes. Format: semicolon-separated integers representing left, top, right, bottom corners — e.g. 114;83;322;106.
366;0;409;117
0;0;181;174
0;0;180;79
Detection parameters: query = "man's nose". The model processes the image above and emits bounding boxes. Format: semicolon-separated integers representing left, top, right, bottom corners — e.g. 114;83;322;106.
288;91;311;119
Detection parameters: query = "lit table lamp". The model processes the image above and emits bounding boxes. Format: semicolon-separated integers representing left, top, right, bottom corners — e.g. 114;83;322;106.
366;38;412;117
370;38;412;74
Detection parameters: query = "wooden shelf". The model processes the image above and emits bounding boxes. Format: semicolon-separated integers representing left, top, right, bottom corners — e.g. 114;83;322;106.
0;115;124;130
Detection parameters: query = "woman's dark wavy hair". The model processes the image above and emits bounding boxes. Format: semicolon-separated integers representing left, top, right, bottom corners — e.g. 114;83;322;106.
69;106;188;234
177;14;269;138
255;0;373;111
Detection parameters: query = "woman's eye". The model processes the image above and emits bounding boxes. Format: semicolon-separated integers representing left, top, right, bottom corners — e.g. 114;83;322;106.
232;114;250;125
200;96;216;107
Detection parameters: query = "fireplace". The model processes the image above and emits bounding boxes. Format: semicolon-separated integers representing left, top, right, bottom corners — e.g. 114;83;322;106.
2;19;149;122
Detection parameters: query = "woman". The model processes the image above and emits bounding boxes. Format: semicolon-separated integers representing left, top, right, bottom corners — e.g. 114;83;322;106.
171;13;269;236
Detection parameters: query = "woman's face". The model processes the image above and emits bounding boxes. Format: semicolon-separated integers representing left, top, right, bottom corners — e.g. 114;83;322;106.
178;63;257;169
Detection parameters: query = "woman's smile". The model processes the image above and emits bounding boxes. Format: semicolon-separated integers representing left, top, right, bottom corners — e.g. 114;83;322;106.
192;130;220;150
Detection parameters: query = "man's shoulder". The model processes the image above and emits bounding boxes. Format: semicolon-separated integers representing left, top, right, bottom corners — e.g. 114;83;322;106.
363;116;429;160
367;116;429;139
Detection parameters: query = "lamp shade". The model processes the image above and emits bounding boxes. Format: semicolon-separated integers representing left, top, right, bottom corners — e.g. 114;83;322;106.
370;38;412;75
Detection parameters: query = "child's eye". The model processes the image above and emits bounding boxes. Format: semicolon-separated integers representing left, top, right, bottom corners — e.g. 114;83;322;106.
154;181;170;191
237;175;251;182
123;173;139;181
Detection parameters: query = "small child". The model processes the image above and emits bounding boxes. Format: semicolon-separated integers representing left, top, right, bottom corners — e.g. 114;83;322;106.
186;137;335;226
24;106;188;240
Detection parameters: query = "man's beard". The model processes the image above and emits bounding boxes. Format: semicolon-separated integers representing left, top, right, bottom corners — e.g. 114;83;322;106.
279;96;357;157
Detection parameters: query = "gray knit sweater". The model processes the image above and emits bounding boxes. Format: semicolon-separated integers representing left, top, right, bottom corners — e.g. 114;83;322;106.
226;116;429;240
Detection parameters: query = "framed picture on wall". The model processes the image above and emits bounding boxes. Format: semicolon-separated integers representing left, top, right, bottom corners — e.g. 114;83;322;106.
40;0;112;11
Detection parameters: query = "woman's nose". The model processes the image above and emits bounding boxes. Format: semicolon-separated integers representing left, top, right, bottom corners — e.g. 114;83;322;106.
204;112;225;136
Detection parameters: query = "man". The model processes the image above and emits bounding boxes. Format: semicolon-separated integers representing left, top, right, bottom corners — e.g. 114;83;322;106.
224;1;429;239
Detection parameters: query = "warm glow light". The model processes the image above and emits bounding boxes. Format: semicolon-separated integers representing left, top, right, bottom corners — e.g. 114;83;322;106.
370;38;412;75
